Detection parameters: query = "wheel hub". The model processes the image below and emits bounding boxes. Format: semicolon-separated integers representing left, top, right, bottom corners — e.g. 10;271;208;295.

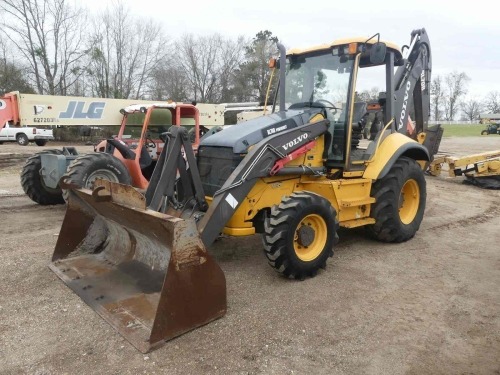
297;225;315;247
293;214;328;262
86;169;120;189
399;178;420;224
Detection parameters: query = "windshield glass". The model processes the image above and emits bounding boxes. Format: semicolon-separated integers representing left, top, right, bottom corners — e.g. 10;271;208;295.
284;53;354;119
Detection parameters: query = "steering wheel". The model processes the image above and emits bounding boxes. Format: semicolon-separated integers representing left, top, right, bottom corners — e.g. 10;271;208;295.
314;99;338;114
144;132;156;148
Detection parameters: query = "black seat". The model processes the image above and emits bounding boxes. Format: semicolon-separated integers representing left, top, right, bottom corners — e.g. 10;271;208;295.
139;146;153;169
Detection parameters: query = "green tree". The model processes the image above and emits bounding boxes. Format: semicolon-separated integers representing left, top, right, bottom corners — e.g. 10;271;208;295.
0;37;34;94
233;30;279;103
0;60;34;95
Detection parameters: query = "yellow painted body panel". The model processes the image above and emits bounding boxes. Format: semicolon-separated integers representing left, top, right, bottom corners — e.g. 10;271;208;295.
283;135;326;168
224;176;297;230
223;227;255;236
363;133;425;180
298;177;373;225
221;173;375;234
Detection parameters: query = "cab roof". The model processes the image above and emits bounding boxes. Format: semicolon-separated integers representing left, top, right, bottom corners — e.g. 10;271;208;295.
287;37;403;61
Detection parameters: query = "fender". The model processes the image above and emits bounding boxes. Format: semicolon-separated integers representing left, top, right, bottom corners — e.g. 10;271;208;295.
363;132;429;180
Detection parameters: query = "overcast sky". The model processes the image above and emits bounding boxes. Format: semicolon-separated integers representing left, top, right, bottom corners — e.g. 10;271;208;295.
83;0;499;99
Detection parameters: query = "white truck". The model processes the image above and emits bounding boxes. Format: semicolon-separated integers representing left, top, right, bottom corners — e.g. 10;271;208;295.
0;122;54;146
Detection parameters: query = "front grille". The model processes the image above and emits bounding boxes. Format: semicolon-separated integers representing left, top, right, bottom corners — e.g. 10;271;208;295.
197;146;244;197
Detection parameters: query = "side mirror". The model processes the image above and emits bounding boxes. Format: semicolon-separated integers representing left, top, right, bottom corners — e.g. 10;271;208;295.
370;42;387;64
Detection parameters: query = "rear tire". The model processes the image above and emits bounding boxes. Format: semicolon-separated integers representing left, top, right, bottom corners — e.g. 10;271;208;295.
35;139;48;146
367;157;426;242
16;133;29;146
263;191;339;280
21;149;65;205
481;130;488;135
61;152;131;201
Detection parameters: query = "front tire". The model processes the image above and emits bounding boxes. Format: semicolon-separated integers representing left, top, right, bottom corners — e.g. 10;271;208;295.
21;149;65;205
17;133;29;146
263;191;339;279
481;130;488;135
367;157;426;242
61;152;131;201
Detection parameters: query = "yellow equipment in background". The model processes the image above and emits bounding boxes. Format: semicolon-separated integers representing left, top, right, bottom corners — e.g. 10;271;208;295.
429;150;500;189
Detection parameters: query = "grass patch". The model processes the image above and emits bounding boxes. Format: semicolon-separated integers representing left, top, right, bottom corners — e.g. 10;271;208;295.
440;124;486;137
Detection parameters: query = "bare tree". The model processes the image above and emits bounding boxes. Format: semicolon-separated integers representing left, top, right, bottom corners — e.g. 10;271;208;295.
85;2;167;99
356;87;380;102
218;36;246;103
443;71;469;121
177;34;219;102
148;63;190;101
176;33;245;103
1;0;88;95
461;98;481;122
483;91;500;114
430;75;444;121
177;34;216;102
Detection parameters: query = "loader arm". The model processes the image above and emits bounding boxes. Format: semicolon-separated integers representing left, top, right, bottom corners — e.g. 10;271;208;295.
198;119;330;247
144;122;330;248
145;126;207;212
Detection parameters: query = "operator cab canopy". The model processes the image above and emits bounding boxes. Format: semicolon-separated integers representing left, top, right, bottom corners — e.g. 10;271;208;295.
287;37;403;67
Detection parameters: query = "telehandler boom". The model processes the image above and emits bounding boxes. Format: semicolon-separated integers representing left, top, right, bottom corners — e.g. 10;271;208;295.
50;28;441;352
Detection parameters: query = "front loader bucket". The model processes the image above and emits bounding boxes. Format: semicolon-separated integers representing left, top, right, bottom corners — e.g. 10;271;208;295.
50;181;226;353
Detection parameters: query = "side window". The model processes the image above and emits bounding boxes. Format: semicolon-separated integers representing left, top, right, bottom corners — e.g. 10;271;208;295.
355;65;385;104
354;65;386;141
285;66;305;105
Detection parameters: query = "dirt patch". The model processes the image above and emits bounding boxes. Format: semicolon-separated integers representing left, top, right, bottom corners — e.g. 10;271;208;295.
0;138;499;374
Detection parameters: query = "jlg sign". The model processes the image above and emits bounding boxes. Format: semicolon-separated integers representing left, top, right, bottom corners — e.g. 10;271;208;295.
59;101;105;119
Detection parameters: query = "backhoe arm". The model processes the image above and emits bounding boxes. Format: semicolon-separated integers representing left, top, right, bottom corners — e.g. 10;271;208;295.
394;28;431;136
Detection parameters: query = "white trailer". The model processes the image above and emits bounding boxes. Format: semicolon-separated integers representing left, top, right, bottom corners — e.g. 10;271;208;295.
0;91;225;129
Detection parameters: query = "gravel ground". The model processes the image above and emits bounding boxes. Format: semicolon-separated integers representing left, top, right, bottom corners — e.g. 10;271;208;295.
0;136;499;374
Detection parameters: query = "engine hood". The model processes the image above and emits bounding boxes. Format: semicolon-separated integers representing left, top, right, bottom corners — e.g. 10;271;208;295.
200;109;322;154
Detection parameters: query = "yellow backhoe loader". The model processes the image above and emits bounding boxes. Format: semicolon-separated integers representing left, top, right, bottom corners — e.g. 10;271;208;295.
50;28;442;352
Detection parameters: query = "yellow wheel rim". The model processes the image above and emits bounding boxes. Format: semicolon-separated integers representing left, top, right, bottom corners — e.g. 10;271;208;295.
293;214;327;262
399;179;420;224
